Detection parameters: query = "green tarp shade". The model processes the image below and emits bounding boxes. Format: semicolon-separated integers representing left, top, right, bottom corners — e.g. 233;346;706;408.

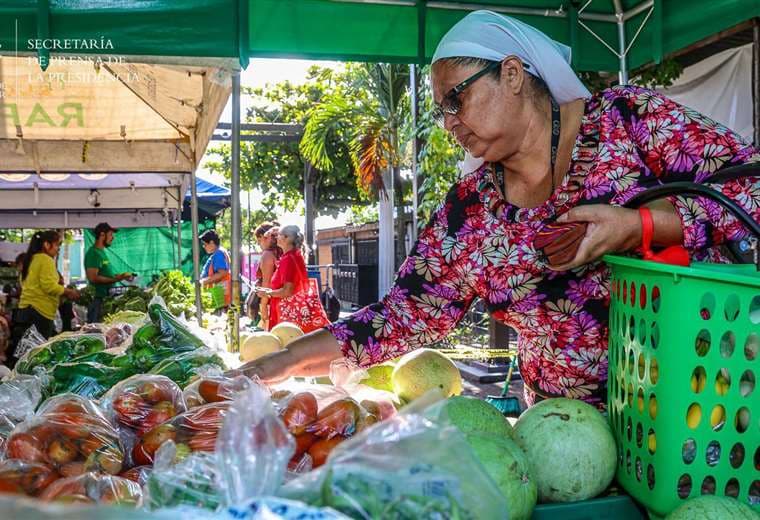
0;0;245;64
83;221;213;287
247;0;760;72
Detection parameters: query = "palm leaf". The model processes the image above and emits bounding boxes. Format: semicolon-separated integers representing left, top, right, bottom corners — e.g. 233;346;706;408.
300;96;355;171
351;120;392;196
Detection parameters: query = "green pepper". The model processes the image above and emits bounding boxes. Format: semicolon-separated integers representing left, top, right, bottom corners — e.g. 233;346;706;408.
72;336;106;357
147;350;225;388
148;303;205;351
51;362;136;399
72;351;116;365
109;353;136;370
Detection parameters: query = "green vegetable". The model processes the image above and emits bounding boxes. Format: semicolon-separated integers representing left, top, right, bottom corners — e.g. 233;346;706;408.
151;270;198;318
149;303;205;352
144;451;220;511
51;362;136;399
15;335;106;375
148;350;225;388
102;287;150;317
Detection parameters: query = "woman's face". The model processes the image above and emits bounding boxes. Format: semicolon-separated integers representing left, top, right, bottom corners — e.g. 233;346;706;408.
277;231;292;251
431;57;531;162
43;239;61;258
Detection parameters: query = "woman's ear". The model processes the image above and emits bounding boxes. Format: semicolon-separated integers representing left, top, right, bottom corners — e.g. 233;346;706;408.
501;56;526;96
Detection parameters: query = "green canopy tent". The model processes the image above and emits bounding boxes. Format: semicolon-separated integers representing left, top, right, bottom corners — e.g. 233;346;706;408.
247;0;760;80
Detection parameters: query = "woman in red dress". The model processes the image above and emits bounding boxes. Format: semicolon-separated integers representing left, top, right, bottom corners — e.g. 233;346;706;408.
256;225;329;334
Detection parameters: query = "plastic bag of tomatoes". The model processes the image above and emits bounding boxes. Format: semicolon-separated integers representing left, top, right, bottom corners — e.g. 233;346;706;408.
3;394;126;478
101;374;186;437
131;401;229;466
0;459;59;497
183;374;252;408
39;471;143;506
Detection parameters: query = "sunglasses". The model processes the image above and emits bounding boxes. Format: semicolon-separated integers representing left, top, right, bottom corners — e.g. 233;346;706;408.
432;59;530;127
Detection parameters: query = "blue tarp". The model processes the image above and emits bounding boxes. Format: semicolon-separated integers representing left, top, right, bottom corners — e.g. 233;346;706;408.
183;176;231;220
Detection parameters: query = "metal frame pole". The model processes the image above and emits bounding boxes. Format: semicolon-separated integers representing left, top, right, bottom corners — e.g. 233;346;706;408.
190;170;202;323
230;72;242;352
409;63;419;243
754;18;760;147
176;214;182;270
614;0;629;84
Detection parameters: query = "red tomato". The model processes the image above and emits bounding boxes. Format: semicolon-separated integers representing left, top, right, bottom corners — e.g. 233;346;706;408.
187;431;217;452
6;433;47;463
59;462;86;478
119;466;150;484
183;403;228;431
78;434;106;457
132;442;153;466
0;478;27;495
113;391;149;428
141;423;177;455
307;398;361;438
307;436;346;468
138;381;172;404
293;431;317;457
281;393;318;434
139;401;176;435
198;379;224;403
17;463;60;496
47;437;78;466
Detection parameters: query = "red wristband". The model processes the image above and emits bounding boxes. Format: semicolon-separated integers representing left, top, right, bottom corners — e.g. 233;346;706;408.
638;207;655;260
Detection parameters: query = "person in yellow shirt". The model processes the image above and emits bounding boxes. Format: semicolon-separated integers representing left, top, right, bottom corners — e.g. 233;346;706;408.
11;231;79;348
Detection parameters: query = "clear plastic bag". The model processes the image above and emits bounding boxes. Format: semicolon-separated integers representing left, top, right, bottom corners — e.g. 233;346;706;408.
4;394;126;477
13;325;46;362
39;471;143;506
216;383;294;506
144;440;222;511
14;332;107;376
104;323;137;350
146;348;226;389
132;402;230;466
100;374;186;437
280;413;509;520
0;372;48;426
182;374;252;408
0;459;59;497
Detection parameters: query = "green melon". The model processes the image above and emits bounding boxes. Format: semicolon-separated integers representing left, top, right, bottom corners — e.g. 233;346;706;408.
512;398;616;503
360;363;395;392
665;496;758;519
391;348;462;403
426;396;513;438
467;433;537;520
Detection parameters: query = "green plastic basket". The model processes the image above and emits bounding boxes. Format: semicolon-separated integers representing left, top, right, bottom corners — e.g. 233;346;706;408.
605;255;760;517
208;285;226;309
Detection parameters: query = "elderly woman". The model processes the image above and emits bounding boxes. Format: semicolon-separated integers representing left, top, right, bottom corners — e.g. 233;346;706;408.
234;11;760;408
256;225;329;333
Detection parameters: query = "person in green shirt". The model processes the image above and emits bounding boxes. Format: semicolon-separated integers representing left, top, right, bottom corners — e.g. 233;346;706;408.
84;222;134;323
10;231;80;365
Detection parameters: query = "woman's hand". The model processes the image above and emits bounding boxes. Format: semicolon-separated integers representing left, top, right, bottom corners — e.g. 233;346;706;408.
63;288;79;301
226;350;292;384
256;287;273;298
550;205;642;271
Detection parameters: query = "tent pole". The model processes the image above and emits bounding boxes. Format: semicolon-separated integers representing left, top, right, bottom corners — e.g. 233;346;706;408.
176;215;182;270
190;169;203;324
409;63;419;243
754;18;760;147
230;72;242;352
614;1;628;84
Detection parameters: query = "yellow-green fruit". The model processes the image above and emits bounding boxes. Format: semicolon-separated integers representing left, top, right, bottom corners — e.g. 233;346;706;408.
391;348;462;403
361;363;395;392
270;322;304;347
240;331;283;362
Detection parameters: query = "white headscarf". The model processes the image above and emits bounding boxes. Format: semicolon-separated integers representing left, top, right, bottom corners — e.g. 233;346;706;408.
433;10;590;104
433;10;590;172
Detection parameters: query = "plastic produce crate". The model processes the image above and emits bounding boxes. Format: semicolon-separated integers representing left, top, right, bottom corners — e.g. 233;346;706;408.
605;255;759;517
531;495;645;520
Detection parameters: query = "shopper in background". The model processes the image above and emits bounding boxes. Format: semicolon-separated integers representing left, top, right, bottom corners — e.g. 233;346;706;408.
256;225;329;333
85;222;134;323
10;231;79;364
200;230;232;312
246;221;282;328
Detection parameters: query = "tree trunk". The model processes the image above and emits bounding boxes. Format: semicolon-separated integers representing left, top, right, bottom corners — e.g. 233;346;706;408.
394;165;407;266
377;167;395;298
303;161;317;265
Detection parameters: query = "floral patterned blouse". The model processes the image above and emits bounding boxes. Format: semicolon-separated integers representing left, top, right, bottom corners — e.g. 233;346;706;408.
326;86;760;408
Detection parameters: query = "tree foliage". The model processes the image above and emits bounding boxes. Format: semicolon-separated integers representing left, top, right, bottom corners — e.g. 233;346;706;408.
205;66;368;218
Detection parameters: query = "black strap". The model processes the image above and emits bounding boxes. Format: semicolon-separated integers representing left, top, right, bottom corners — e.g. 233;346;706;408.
495;95;561;199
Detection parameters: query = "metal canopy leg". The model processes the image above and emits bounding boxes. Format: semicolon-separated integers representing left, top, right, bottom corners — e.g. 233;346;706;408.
230;72;241;353
190;169;202;324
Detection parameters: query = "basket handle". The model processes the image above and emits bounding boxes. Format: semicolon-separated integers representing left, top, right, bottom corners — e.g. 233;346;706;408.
623;178;760;267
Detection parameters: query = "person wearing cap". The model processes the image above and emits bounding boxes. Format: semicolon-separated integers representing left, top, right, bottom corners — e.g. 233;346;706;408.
85;222;134;323
231;11;760;408
199;230;231;311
